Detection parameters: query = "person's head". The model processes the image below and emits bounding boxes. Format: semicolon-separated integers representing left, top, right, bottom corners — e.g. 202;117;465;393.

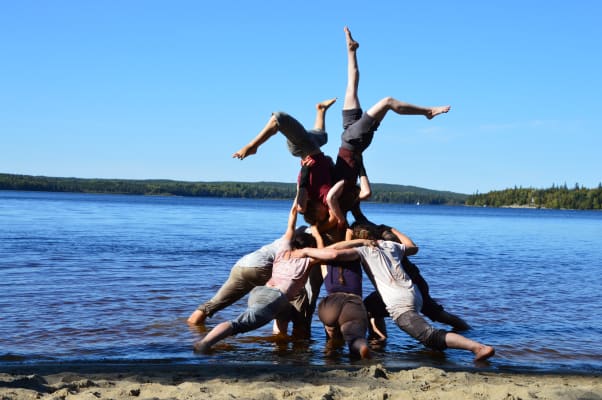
302;200;329;225
350;222;380;240
290;230;317;250
351;222;400;243
379;226;399;243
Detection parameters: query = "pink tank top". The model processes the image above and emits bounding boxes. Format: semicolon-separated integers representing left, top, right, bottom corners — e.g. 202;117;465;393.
266;250;312;300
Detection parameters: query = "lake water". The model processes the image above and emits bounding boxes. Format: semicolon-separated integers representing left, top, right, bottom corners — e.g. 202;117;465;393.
1;191;601;374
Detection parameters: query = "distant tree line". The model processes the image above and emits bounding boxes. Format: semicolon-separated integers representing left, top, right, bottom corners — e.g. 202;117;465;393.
4;173;599;209
466;183;602;210
0;173;467;205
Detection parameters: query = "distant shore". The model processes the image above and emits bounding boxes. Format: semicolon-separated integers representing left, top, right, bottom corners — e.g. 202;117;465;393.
2;363;601;400
3;172;602;210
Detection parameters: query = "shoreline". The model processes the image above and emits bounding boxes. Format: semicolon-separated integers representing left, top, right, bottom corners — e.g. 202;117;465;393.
2;363;602;400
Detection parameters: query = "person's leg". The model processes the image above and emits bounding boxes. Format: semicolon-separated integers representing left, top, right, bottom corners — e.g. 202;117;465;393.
313;98;337;132
187;265;269;325
395;311;494;362
426;308;471;332
401;257;471;331
193;321;234;353
194;287;289;353
444;332;495;361
343;26;360;111
233;115;280;159
366;97;450;124
338;295;371;359
187;265;248;325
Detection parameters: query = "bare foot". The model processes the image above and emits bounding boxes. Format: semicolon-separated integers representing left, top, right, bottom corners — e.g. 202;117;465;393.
359;343;372;359
232;144;257;160
187;309;207;325
473;345;495;362
316;97;337;111
426;105;451;120
344;26;359;51
193;340;210;354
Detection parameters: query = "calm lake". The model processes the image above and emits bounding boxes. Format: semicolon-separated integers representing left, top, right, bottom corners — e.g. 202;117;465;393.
1;191;601;373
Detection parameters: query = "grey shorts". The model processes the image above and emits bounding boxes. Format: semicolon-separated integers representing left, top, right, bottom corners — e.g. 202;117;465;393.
340;108;380;152
273;111;327;158
230;286;291;335
394;310;448;351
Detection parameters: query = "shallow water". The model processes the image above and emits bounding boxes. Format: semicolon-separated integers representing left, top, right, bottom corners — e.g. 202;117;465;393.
1;191;601;373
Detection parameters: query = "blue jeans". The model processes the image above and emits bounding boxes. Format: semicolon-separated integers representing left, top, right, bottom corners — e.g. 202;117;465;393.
230;286;291;335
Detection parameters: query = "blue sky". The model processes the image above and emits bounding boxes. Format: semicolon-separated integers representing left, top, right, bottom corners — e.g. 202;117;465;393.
1;1;600;194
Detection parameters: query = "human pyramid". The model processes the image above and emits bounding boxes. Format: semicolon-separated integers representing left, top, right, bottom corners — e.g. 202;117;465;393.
188;27;495;362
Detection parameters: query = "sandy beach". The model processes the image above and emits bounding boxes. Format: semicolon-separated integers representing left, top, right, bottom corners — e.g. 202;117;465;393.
1;363;601;400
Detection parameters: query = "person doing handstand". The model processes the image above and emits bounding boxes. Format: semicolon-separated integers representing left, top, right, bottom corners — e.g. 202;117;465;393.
326;26;451;227
233;100;337;213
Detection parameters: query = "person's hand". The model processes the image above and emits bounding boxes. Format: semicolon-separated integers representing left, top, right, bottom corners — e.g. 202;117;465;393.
366;239;379;247
301;155;316;167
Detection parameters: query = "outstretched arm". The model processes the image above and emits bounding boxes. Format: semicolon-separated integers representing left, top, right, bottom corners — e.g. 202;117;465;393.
328;238;373;250
292;247;359;263
390;227;419;255
283;198;300;242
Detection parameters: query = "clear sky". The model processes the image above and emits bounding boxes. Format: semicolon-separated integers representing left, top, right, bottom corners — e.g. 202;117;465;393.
1;1;600;194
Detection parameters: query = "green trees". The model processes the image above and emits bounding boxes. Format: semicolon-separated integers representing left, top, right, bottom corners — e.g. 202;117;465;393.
465;184;602;210
3;173;600;210
0;173;465;205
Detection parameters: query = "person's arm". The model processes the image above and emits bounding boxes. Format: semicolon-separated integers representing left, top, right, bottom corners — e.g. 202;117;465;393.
296;165;311;212
310;225;330;278
357;155;372;200
310;225;324;249
326;179;347;227
345;228;353;241
283;198;300;242
292;247;359;263
328;238;373;250
390;227;419;255
315;209;340;233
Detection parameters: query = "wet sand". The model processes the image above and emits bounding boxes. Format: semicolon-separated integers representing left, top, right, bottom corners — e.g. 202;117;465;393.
1;363;601;399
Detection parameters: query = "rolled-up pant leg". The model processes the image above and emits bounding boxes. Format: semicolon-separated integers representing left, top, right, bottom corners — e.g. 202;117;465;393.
394;310;448;351
198;265;272;318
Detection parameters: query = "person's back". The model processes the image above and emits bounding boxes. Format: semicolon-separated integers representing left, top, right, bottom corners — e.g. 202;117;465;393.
323;261;363;297
266;248;313;301
355;240;422;321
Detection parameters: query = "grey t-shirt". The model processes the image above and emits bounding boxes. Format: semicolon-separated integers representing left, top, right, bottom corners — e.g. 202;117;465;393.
235;238;284;268
355;240;422;319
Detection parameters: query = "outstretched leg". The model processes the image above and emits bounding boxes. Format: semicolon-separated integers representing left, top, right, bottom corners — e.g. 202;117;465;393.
445;332;495;362
343;26;361;111
193;321;234;353
233;115;279;160
366;97;450;124
313;98;337;131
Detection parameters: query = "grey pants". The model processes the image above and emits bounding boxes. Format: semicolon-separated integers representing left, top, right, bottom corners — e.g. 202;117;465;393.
395;310;448;351
197;265;272;318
